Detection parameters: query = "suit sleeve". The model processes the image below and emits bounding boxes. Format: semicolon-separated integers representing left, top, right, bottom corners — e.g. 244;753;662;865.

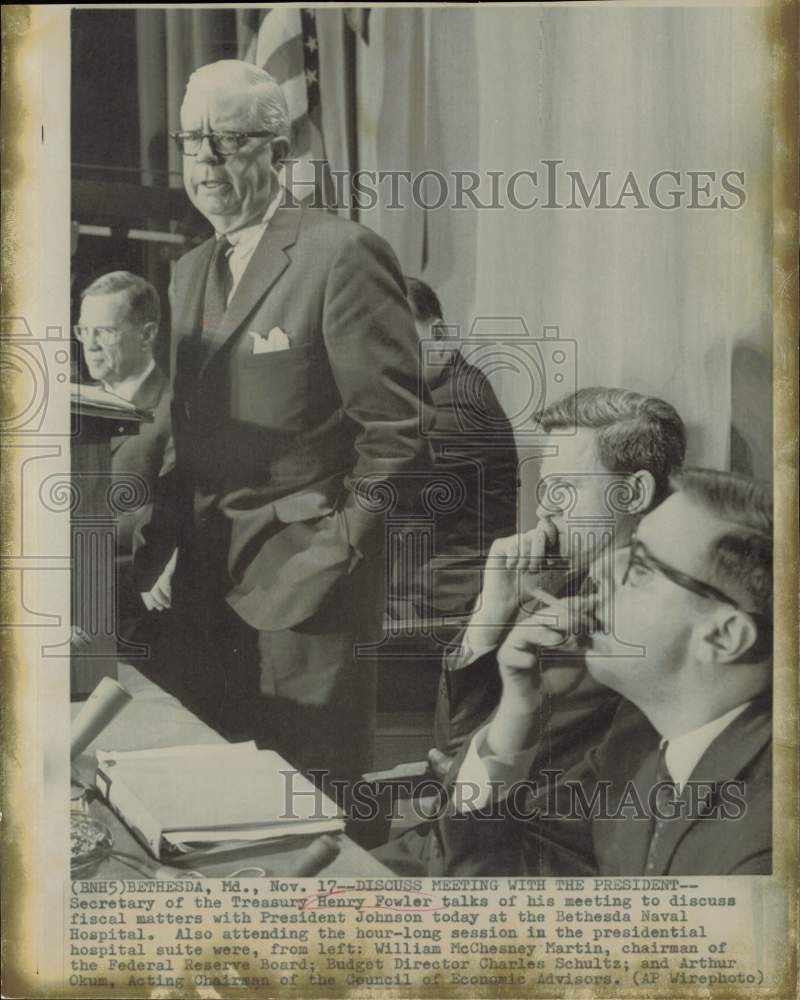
430;681;620;876
131;392;177;591
321;227;435;552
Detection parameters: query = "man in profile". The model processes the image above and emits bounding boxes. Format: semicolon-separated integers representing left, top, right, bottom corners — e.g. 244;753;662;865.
75;271;173;640
373;386;686;873
432;468;772;876
435;386;687;756
139;60;432;794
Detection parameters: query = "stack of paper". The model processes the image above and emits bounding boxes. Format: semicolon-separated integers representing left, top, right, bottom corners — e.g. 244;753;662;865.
71;382;153;422
95;742;344;859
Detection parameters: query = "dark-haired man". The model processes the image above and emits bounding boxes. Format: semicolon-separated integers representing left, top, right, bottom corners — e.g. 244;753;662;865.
373;386;686;874
432;469;772;876
436;386;687;756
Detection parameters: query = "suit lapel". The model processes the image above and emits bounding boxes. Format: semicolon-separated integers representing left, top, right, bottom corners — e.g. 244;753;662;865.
108;366;166;456
649;697;772;872
197;199;304;378
130;365;166;412
172;240;215;380
590;704;660;874
617;742;663;875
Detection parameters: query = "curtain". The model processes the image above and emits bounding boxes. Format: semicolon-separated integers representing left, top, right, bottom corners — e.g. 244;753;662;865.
360;6;773;518
467;6;772;484
133;6;774;501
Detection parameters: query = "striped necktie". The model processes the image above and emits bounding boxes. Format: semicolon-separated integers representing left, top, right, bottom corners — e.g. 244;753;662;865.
643;743;677;873
200;236;232;351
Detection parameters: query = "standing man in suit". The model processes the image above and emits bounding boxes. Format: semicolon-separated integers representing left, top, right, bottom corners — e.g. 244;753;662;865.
431;469;772;876
76;271;173;640
142;60;432;793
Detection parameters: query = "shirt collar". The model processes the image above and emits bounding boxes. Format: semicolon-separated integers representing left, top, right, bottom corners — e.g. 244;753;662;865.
663;701;751;791
219;186;285;249
102;358;155;403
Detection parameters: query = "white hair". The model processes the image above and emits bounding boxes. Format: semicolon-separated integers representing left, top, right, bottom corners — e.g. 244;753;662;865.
182;60;290;148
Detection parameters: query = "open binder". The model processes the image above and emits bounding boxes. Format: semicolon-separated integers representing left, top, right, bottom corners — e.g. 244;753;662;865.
95;742;344;860
71;382;154;423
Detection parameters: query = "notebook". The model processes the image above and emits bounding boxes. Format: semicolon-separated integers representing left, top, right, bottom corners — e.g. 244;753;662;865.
95;742;344;859
71;382;153;422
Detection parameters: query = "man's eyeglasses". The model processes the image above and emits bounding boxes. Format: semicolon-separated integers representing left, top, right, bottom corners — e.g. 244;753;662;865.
621;533;741;608
73;325;124;347
170;130;274;158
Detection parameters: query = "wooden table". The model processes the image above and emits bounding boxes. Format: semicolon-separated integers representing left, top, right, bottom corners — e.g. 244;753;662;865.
72;665;391;878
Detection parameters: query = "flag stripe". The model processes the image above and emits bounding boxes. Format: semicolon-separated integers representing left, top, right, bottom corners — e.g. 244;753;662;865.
239;6;330;204
255;8;302;66
281;72;310;124
264;33;306;85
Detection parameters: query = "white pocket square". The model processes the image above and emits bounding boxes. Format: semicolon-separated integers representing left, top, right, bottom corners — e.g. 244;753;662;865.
250;326;291;355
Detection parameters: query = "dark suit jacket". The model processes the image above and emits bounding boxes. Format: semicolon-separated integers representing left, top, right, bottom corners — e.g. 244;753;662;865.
108;364;173;557
434;567;594;755
157;197;433;634
390;355;519;620
430;694;772;877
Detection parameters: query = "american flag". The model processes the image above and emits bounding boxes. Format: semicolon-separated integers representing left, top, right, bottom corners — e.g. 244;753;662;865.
237;8;329;200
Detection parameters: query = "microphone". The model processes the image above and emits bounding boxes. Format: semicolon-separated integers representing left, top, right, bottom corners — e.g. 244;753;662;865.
70;677;133;760
289;834;342;876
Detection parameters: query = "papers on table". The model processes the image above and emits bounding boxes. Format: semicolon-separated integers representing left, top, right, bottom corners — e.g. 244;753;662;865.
95;742;344;859
71;382;153;422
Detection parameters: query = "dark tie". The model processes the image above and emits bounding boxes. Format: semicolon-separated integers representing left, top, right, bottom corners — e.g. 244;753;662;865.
200;236;232;352
643;743;677;873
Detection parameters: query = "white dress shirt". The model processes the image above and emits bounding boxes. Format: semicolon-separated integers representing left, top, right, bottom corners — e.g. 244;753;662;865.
663;701;750;791
221;187;284;302
456;699;752;813
102;358;155;402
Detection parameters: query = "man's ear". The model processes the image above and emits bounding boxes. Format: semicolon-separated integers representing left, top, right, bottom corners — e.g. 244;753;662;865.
140;322;158;347
625;470;657;514
271;137;290;168
695;607;758;665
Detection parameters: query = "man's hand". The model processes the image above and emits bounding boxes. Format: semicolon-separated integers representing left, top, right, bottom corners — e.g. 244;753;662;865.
141;548;177;612
463;518;561;654
490;517;559;573
486;600;593;757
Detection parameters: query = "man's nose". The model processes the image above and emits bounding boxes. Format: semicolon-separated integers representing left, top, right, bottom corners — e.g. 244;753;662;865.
195;135;222;164
582;549;620;632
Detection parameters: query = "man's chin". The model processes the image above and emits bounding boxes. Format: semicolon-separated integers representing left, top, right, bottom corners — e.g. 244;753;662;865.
584;651;623;691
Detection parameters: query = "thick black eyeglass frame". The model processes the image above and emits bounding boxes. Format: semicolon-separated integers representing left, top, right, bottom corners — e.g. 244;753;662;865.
622;532;742;608
170;130;274;157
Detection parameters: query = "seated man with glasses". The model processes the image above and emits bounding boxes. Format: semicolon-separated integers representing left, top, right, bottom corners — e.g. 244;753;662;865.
434;386;687;758
374;386;686;872
75;271;174;642
427;468;773;876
